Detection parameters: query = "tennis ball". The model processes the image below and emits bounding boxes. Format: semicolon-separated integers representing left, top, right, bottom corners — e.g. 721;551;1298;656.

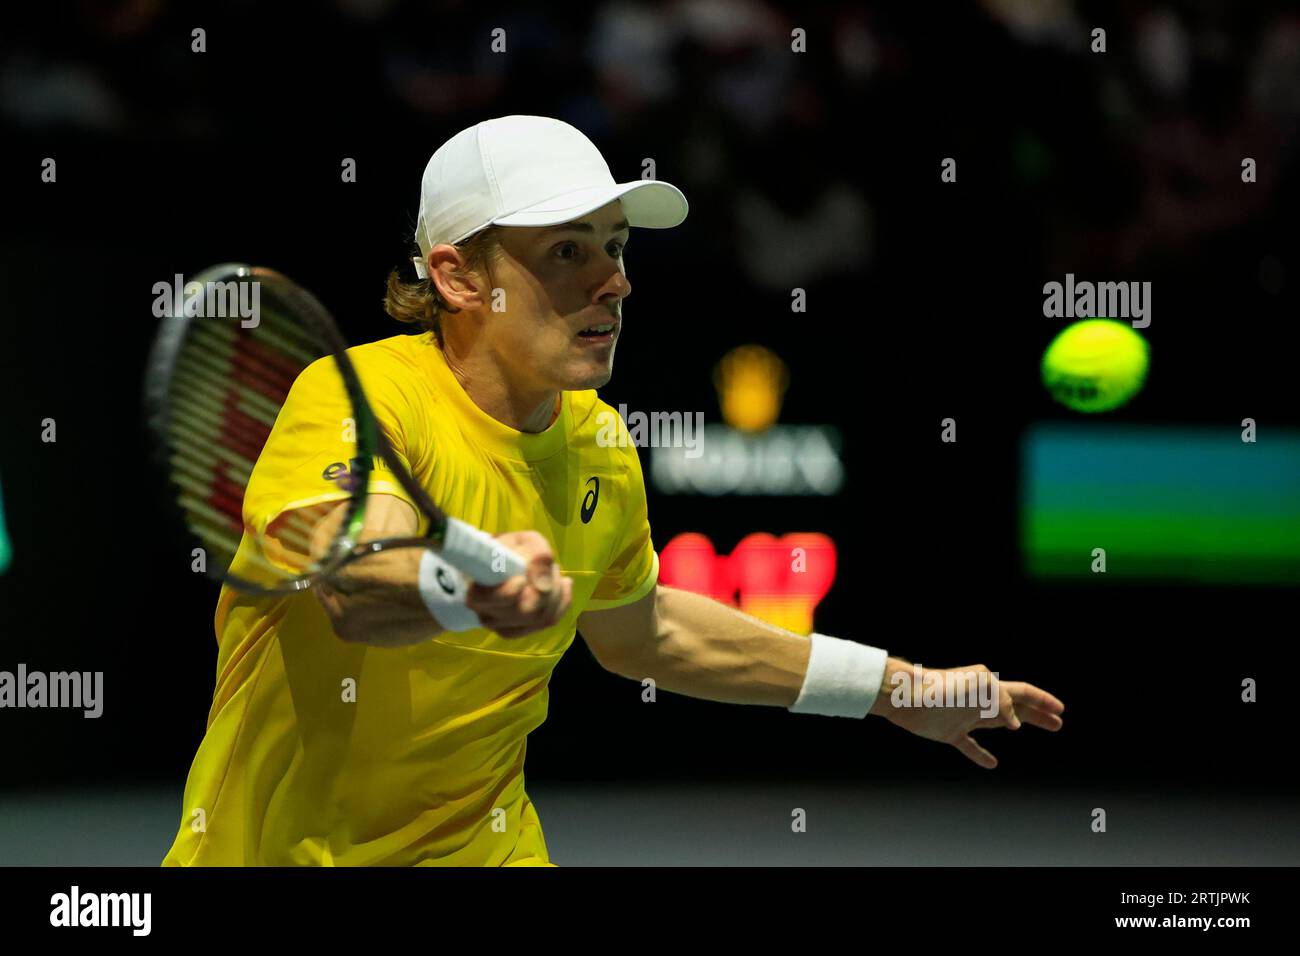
1041;319;1149;413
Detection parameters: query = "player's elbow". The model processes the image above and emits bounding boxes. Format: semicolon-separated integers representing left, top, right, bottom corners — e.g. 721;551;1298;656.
594;641;654;680
592;649;633;678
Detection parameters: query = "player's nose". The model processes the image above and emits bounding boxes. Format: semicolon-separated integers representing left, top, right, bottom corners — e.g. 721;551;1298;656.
599;268;631;303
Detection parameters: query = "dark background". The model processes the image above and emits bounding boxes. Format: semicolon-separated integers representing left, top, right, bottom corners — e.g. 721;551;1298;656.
0;0;1296;839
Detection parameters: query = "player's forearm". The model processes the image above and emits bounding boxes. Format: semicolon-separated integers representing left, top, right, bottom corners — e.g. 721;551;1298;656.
315;548;449;648
303;497;449;647
603;587;911;715
602;586;815;707
309;515;569;646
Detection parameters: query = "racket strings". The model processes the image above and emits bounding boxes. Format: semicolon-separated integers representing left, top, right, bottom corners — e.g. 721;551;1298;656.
165;288;333;581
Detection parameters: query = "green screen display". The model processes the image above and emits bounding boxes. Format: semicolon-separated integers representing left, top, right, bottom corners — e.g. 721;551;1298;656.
0;473;10;575
1022;425;1300;584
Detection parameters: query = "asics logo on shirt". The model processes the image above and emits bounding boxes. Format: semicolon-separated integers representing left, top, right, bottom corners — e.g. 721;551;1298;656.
581;477;600;524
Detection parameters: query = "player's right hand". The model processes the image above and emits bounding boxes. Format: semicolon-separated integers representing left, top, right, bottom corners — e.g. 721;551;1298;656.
465;531;573;638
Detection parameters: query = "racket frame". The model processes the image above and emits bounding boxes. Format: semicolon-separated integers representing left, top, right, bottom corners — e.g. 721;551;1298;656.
145;264;456;595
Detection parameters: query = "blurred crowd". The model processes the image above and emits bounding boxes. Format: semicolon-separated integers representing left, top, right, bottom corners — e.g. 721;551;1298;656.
3;0;1296;295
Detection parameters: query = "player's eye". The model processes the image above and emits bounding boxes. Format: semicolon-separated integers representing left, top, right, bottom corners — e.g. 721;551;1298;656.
555;242;579;260
608;241;625;258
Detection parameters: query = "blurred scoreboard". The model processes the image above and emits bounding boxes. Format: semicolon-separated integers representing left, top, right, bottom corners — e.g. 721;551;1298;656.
1022;424;1300;584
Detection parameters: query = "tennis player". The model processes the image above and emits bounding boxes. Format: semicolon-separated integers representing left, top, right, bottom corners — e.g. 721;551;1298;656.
163;115;1065;867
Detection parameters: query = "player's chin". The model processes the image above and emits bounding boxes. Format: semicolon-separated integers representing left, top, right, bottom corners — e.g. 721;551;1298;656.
565;346;616;389
571;363;614;390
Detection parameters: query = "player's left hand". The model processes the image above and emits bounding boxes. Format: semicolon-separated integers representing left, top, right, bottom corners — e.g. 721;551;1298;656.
872;661;1065;769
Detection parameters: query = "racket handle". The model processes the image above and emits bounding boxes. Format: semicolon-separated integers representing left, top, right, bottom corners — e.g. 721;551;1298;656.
441;518;530;586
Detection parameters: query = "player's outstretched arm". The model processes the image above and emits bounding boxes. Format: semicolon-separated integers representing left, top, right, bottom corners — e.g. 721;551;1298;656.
578;586;1064;768
578;584;814;707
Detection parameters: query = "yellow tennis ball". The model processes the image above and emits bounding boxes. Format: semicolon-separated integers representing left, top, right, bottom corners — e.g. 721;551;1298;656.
1041;319;1149;413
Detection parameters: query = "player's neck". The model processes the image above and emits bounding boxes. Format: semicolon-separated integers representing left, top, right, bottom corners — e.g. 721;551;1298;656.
439;343;560;434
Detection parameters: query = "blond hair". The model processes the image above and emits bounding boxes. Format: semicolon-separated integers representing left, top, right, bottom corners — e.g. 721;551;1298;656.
383;226;503;348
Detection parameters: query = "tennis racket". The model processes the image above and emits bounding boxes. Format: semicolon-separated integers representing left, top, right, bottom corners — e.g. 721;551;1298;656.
144;263;527;595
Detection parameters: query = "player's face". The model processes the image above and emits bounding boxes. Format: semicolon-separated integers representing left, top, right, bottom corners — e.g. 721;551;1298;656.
489;200;632;392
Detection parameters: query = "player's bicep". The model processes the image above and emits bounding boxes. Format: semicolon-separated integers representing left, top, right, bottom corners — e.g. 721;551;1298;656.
578;585;660;672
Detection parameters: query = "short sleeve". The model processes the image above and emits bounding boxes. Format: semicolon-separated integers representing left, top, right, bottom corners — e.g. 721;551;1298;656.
242;355;428;536
584;445;659;610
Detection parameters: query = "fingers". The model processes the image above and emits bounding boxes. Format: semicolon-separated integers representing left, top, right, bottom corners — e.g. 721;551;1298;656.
527;551;556;592
493;578;572;639
976;702;1063;732
1001;680;1066;715
467;574;527;611
524;553;564;619
536;574;571;625
464;531;573;638
1014;704;1064;731
954;735;998;769
469;573;572;630
946;671;1065;732
999;682;1065;730
1002;704;1021;731
941;669;1065;716
956;703;1062;769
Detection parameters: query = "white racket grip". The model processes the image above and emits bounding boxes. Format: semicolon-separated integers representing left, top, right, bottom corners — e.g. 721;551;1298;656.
440;517;529;585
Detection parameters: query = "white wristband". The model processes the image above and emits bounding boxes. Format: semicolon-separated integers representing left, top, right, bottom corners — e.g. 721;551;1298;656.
789;633;889;718
418;549;483;632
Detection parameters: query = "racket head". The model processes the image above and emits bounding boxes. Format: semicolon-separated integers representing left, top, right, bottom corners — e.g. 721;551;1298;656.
145;264;377;595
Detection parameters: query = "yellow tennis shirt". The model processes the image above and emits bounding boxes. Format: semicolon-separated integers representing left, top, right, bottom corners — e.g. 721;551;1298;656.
162;332;657;866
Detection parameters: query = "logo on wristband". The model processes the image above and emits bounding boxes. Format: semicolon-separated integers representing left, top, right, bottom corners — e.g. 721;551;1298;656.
435;566;457;595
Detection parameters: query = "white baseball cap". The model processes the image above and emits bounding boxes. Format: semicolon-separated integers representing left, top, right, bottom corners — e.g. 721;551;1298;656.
412;115;689;278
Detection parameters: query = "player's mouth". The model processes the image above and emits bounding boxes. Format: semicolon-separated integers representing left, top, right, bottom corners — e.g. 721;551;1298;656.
576;320;618;343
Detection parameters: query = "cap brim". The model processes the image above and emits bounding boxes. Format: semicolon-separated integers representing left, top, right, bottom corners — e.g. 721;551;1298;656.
491;180;688;230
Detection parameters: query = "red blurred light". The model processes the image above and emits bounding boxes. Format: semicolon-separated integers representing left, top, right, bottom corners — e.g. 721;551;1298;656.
658;532;837;634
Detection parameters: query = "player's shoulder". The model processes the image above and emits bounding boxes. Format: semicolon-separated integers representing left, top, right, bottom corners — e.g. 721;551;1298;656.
344;332;431;379
334;333;443;405
293;333;426;380
287;334;436;418
570;391;644;474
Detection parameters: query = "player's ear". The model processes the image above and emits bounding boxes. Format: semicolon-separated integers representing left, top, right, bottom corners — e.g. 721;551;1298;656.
427;245;480;311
